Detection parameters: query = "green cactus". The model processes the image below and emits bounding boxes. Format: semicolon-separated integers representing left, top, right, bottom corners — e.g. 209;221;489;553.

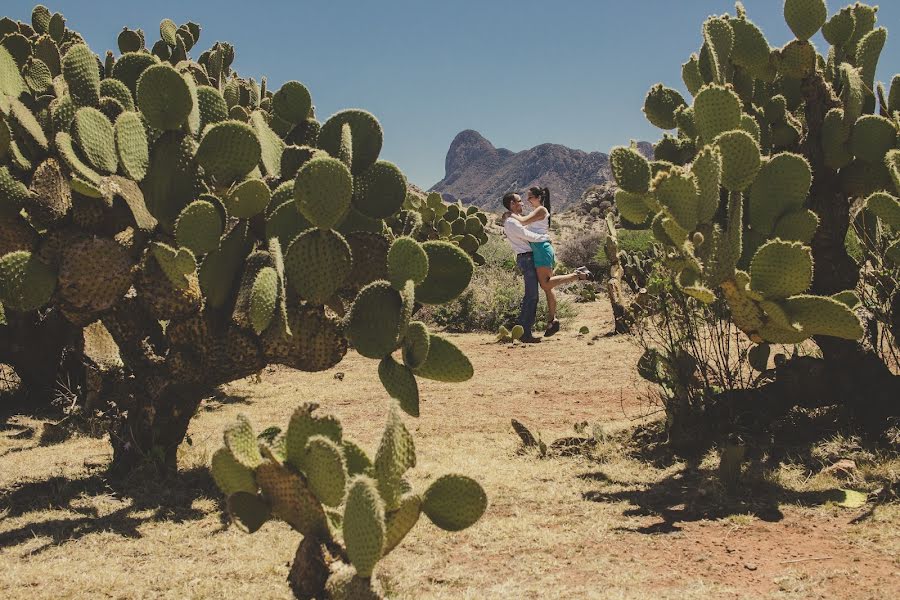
0;10;486;596
175;199;223;255
387;236;429;289
612;1;891;351
293;155;352;228
61;44;99;107
378;356;420;417
415;240;474;304
422;474;488;531
195;120;261;184
284;228;352;304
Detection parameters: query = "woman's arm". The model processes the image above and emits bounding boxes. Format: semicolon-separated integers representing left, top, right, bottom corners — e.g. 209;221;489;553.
508;206;548;225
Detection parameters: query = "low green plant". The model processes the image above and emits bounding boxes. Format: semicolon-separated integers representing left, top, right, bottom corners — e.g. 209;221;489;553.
212;403;487;599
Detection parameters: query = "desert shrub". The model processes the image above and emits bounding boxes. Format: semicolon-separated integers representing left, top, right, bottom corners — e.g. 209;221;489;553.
558;232;605;269
615;229;656;255
632;263;768;444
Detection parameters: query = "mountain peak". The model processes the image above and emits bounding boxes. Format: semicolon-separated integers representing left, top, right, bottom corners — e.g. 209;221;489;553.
445;129;497;176
431;132;653;211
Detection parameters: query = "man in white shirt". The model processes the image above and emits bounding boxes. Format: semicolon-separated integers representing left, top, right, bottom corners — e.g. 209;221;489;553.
501;192;549;343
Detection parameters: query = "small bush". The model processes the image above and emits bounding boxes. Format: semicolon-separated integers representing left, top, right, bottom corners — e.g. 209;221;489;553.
616;229;656;255
558;232;605;269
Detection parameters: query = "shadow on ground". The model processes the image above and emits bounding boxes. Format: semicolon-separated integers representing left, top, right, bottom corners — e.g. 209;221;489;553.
565;418;888;535
579;463;847;534
0;466;222;554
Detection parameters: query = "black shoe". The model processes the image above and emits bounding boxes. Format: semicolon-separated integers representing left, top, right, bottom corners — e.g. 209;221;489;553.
520;335;542;344
544;319;560;337
576;266;594;281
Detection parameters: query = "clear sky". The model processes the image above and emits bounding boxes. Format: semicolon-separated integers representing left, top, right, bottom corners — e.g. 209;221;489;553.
4;1;900;187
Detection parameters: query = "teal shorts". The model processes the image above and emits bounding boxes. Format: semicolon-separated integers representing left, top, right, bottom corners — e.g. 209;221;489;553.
529;241;556;269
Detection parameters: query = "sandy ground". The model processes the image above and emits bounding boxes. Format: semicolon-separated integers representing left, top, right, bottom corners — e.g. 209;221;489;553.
0;299;897;599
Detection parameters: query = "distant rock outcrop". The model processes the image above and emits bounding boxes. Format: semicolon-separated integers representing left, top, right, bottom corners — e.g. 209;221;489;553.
429;130;652;211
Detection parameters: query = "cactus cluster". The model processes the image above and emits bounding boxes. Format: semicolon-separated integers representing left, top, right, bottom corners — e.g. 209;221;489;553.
392;190;490;266
0;6;481;471
496;323;524;343
212;403;487;599
612;0;900;347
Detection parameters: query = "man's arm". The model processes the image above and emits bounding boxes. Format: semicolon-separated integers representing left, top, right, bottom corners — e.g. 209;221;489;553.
505;217;548;243
509;206;547;226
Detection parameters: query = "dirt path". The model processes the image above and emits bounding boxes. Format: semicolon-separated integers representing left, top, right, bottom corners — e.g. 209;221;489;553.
0;299;897;599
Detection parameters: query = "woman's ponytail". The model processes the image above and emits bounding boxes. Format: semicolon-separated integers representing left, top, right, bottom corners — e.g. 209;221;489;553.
542;187;551;227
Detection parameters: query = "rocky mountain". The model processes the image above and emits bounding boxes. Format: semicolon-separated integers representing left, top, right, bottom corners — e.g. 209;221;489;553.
429;130;652;212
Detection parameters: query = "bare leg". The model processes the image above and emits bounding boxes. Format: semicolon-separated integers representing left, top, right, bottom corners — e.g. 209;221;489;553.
536;267;581;322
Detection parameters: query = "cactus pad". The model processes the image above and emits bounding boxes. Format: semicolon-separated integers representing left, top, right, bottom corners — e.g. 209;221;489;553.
783;0;827;41
0;250;56;312
284;228;352;304
749;240;813;300
114;111;149;181
175;199;223;255
374;405;416;511
58;237;133;314
383;493;422;556
255;460;327;536
319;110;383;175
415;241;473;305
346;281;407;359
643;84;686;130
353;161;407;219
715;129;761;192
782;294;864;340
850;115;896;164
293;156;352;229
195;120;261;184
226;491;271;534
422;474;487;531
378;356;420;417
62;44;100;107
73;107;117;174
303;435;347;507
225;178;270;218
343;476;386;578
211;447;258;497
412;334;473;382
748;152;811;234
272;81;311;125
694;85;742;142
610;146;651;194
401;320;430;370
387;236;429;289
223;414;263;468
249;267;278;334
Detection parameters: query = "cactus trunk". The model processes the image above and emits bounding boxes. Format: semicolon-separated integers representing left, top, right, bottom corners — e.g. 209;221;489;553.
802;73;900;424
108;380;207;476
0;310;79;406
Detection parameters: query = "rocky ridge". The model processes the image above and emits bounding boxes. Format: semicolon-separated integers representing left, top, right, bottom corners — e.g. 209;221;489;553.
429;130;652;212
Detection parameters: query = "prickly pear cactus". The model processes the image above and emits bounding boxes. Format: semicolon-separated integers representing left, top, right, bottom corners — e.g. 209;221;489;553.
612;0;900;347
392;189;491;266
211;403;487;599
0;6;478;473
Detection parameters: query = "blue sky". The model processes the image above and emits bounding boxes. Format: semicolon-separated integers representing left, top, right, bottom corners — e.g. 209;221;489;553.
5;1;899;187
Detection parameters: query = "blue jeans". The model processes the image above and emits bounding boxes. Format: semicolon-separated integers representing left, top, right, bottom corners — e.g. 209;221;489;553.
516;252;538;338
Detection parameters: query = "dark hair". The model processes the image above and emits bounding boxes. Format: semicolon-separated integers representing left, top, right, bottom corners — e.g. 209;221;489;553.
502;192;519;211
528;186;551;226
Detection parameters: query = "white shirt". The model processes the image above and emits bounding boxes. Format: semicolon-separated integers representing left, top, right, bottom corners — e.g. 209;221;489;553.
503;215;550;255
526;209;550;235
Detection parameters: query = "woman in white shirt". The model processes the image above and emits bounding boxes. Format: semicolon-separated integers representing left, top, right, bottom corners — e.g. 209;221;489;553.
506;187;592;336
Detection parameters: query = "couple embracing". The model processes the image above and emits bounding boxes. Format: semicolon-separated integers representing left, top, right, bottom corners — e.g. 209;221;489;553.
501;187;592;344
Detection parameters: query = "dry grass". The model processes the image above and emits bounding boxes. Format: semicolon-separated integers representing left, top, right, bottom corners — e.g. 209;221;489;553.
1;300;898;599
